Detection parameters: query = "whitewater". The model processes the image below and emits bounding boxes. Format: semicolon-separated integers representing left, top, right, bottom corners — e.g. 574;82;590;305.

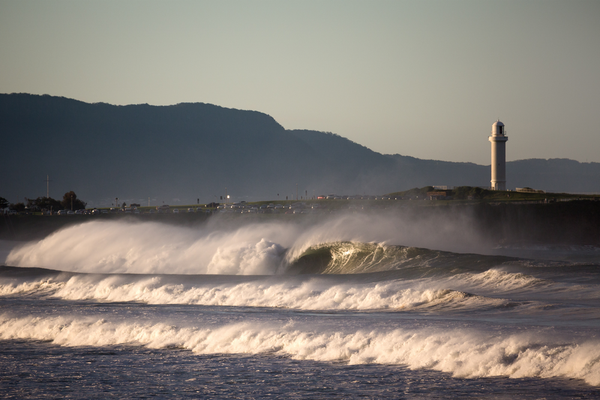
1;213;599;398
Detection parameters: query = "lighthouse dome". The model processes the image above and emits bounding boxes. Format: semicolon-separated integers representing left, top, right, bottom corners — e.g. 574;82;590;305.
491;120;506;136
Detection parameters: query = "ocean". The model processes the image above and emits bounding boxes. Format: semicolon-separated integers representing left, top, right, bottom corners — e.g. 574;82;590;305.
1;212;599;398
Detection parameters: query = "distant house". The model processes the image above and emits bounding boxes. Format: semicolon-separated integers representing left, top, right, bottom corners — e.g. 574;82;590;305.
427;191;452;200
516;187;545;194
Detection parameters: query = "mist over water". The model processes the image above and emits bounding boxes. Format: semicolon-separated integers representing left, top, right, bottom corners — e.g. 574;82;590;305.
6;211;491;275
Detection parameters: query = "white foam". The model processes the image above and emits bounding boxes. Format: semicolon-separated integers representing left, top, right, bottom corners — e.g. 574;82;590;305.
445;268;600;301
0;274;498;311
0;278;63;296
454;269;546;291
1;313;598;386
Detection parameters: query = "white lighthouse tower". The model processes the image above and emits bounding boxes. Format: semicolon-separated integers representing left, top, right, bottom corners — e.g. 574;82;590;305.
489;120;508;191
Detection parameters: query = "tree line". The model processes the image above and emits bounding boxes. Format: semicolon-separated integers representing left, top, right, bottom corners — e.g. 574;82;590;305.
0;191;86;213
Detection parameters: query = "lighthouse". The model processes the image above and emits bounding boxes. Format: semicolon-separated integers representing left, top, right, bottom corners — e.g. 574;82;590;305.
489;120;508;191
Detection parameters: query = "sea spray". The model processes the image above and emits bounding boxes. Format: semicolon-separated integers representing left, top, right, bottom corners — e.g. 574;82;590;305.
6;220;296;275
6;210;493;275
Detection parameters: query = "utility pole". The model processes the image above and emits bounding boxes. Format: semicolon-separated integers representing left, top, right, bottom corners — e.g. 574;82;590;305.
47;175;50;198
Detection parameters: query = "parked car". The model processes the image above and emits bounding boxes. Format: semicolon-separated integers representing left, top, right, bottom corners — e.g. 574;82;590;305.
156;205;170;213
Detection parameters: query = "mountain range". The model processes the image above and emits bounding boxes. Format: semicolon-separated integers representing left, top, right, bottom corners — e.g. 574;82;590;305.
2;93;599;207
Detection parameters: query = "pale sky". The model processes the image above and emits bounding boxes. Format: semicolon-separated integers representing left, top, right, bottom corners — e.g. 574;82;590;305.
1;0;599;165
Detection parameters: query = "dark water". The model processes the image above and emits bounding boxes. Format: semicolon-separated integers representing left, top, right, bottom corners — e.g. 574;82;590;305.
2;340;597;399
1;217;600;398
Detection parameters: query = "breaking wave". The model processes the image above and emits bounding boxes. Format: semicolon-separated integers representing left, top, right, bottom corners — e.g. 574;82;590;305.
3;265;598;315
1;313;598;386
0;269;503;312
5;215;498;275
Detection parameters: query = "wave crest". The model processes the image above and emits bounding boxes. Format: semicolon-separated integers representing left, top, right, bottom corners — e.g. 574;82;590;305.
0;271;509;312
1;314;598;386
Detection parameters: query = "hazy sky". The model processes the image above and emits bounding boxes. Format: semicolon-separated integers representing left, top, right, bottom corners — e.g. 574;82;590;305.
1;0;599;165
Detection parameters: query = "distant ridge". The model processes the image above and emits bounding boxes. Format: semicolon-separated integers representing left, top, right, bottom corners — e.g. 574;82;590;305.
2;93;599;206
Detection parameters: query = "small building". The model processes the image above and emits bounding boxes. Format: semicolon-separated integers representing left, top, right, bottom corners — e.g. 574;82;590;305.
516;187;545;194
427;191;452;200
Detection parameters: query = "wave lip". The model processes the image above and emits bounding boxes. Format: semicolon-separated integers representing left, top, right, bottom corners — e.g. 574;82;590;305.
286;241;518;276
